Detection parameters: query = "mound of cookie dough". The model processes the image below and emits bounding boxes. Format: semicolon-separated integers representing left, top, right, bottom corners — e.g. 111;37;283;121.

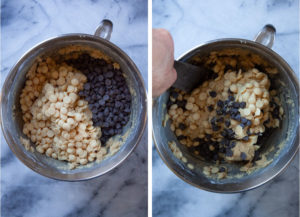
167;50;283;175
20;47;131;169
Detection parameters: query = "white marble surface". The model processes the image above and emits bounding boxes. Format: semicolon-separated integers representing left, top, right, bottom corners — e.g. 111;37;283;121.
1;0;147;217
153;0;299;217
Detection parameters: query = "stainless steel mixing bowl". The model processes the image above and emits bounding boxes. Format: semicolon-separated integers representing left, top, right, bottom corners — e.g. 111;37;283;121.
153;25;299;193
1;19;147;181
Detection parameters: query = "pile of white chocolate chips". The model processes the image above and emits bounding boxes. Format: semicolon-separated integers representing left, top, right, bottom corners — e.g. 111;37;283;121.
167;50;283;178
19;47;131;169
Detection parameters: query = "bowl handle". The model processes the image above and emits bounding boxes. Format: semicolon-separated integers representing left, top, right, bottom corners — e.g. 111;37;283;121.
254;24;276;48
94;19;113;41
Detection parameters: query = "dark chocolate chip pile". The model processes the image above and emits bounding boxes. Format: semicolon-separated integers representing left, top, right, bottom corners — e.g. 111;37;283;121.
190;138;220;161
167;89;187;110
66;53;131;145
168;89;259;162
203;93;256;160
168;81;282;163
170;61;282;165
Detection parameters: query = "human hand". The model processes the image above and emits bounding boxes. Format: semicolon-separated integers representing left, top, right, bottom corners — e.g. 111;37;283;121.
152;29;177;97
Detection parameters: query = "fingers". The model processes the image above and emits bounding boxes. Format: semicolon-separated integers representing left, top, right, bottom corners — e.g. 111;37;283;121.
152;28;174;54
152;67;177;97
152;28;177;97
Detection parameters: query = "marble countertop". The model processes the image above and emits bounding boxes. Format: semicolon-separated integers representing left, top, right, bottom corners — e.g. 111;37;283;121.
153;0;299;217
1;0;147;217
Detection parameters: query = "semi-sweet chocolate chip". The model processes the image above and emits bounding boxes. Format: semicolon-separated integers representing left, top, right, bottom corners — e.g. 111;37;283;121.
67;54;131;145
178;123;187;130
209;91;217;98
208;105;214;112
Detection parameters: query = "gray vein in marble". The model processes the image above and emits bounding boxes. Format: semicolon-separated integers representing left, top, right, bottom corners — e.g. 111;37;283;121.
1;0;51;62
153;189;187;217
168;0;184;26
2;186;43;217
127;1;147;22
153;154;299;217
276;31;299;36
214;194;244;217
124;44;147;49
63;180;108;217
0;151;14;165
153;0;184;28
266;0;294;10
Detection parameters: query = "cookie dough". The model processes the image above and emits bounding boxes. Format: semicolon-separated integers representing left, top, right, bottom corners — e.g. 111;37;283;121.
167;51;283;169
19;46;132;169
